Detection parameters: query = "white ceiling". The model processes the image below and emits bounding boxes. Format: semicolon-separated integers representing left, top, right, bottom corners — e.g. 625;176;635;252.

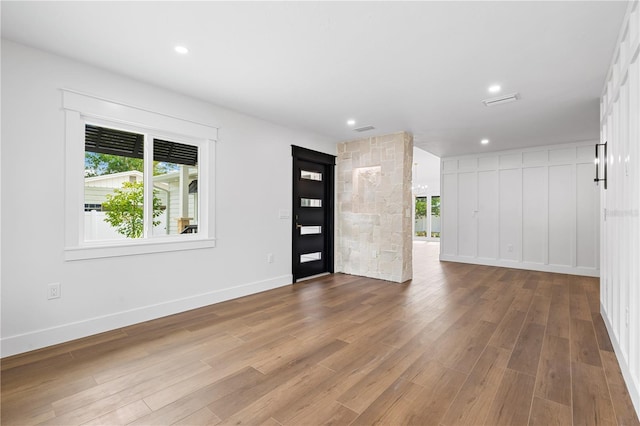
1;1;627;157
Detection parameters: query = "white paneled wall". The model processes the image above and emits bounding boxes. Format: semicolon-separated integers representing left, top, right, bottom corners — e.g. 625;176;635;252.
477;170;498;258
440;142;599;277
600;0;640;417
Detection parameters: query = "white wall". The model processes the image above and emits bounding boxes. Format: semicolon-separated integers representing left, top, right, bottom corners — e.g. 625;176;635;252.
440;142;600;277
0;40;336;357
412;147;440;196
600;0;640;417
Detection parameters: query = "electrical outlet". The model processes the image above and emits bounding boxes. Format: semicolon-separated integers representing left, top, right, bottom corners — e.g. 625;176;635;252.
47;282;61;300
507;244;514;253
267;253;274;263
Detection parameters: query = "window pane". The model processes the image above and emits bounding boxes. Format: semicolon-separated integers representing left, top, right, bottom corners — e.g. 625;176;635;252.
301;170;322;181
414;196;427;237
300;226;322;235
84;125;144;241
301;198;322;207
431;196;441;238
152;139;199;236
300;252;322;263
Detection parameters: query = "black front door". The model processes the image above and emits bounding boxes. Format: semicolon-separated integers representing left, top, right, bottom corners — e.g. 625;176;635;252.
292;146;335;281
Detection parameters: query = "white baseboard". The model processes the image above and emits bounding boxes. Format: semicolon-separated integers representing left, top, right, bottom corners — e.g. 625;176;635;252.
601;303;640;421
438;255;599;277
1;274;293;358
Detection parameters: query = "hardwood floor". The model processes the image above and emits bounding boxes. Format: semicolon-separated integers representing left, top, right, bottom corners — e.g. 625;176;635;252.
2;242;638;425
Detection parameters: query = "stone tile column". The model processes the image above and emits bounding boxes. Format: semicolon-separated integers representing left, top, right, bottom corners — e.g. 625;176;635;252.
336;131;413;283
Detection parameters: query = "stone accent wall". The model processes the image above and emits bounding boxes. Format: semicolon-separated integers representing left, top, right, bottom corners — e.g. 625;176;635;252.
336;132;413;283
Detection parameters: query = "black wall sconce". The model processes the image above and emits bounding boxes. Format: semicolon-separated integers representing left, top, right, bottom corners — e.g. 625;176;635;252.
594;141;607;189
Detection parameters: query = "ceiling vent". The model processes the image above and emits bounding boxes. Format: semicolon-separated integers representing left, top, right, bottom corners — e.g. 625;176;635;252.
482;93;519;107
354;125;375;132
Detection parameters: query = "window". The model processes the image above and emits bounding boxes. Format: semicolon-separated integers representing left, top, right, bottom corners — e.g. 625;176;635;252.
431;196;441;238
84;125;200;241
300;198;322;207
413;195;441;240
300;170;322;181
84;203;103;212
414;196;428;237
63;90;217;260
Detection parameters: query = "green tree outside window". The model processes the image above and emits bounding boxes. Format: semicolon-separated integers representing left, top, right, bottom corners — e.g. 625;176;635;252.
101;181;162;238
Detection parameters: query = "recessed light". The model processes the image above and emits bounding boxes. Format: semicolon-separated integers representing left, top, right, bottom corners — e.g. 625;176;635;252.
481;139;490;145
347;119;356;126
174;45;189;54
488;84;501;93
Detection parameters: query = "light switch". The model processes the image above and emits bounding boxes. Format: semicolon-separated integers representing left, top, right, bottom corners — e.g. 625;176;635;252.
279;209;291;219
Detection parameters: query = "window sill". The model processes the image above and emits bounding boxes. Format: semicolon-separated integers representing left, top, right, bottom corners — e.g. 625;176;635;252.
64;237;216;261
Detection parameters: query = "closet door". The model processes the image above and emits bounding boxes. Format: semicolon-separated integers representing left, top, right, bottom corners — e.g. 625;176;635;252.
441;173;458;256
458;172;477;258
478;171;498;259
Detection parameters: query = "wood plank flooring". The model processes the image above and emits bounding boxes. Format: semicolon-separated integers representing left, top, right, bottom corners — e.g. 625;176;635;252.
2;242;638;425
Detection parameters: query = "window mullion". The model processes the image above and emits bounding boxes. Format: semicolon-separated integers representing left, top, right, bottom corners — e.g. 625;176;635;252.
144;135;153;238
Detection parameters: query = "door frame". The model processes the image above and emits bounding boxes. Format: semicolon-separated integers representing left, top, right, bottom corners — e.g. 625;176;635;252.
291;145;336;282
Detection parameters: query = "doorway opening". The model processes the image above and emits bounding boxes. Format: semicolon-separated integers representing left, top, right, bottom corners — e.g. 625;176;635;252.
412;148;441;242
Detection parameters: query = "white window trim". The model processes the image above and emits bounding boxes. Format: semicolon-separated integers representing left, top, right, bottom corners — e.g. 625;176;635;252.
62;89;217;261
